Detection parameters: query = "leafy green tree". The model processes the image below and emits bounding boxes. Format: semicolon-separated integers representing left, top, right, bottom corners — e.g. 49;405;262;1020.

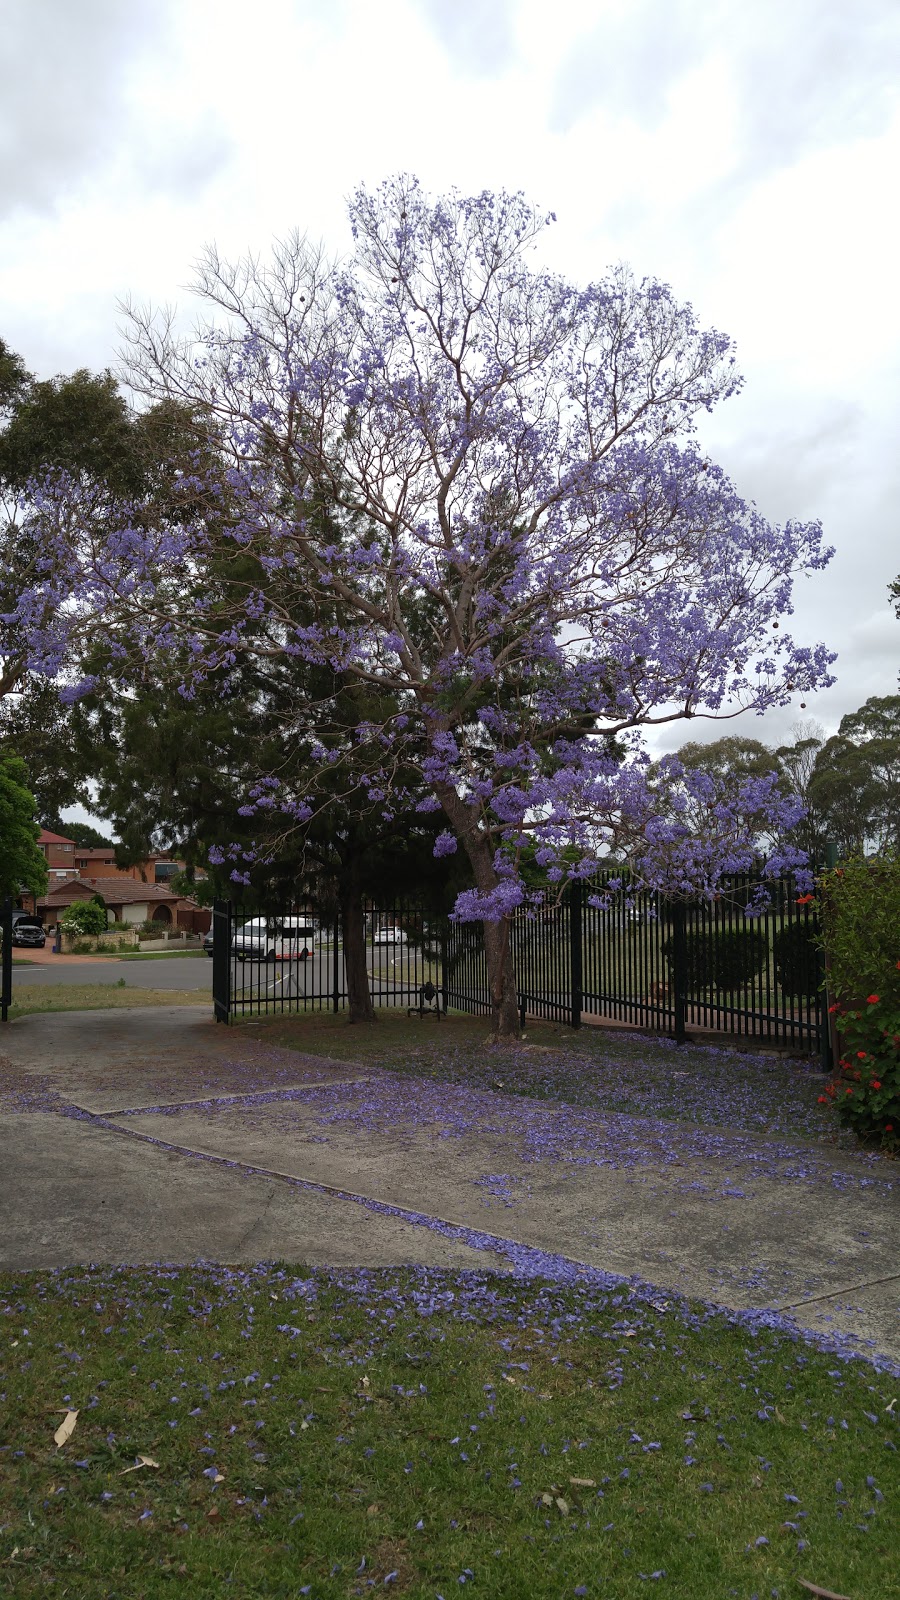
773;720;828;861
0;678;86;818
42;819;114;848
808;697;900;857
0;753;47;899
675;736;779;784
0;336;211;701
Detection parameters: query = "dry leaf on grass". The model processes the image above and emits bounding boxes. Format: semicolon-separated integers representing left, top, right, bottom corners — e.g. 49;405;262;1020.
53;1409;78;1450
797;1581;852;1600
120;1455;160;1475
569;1477;596;1488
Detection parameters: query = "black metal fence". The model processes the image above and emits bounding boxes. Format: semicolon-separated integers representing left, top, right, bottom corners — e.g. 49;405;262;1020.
213;873;830;1060
211;901;448;1021
0;899;12;1023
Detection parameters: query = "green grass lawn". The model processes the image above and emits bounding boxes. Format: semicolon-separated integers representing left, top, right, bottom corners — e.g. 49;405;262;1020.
5;985;207;1020
114;951;208;961
0;1263;895;1598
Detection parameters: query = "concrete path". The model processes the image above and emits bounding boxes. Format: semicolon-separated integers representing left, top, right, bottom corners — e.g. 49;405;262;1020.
1;1007;897;1367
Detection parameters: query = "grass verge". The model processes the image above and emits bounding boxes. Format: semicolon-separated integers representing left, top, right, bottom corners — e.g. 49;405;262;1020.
114;952;207;962
0;1263;895;1598
5;986;208;1020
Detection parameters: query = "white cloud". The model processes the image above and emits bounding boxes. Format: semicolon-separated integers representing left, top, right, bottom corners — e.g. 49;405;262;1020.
0;0;898;768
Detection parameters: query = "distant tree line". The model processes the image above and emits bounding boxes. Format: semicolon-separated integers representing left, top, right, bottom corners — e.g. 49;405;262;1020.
673;695;900;862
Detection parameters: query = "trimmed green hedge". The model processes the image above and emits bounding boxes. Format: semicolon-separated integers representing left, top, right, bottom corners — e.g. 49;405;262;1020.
664;925;768;991
773;921;820;999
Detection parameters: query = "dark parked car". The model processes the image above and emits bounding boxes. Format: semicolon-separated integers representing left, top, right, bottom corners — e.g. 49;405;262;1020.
11;916;46;949
203;929;215;956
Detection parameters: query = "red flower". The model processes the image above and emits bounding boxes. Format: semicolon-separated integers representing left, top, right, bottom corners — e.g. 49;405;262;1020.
817;1095;828;1103
846;1087;854;1096
827;1003;842;1015
867;994;880;1005
795;894;814;905
887;1124;894;1132
857;1051;867;1060
871;1079;882;1090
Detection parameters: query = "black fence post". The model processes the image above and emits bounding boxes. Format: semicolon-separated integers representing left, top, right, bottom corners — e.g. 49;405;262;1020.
1;897;12;1023
440;923;449;1017
671;898;687;1045
212;898;232;1024
570;878;583;1030
332;914;340;1013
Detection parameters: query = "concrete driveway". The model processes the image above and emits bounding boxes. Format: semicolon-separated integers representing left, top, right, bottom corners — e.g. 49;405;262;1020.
1;1006;897;1368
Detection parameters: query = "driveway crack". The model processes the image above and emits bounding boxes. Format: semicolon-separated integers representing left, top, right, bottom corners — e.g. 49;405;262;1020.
231;1183;276;1255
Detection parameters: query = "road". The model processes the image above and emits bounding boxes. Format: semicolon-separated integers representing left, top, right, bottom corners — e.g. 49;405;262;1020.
11;945;433;1001
14;955;214;990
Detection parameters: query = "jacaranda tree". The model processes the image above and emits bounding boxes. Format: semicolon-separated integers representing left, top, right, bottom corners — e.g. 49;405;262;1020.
14;178;835;1035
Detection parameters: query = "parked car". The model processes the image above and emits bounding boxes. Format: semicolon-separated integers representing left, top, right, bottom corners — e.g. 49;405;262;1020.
232;915;317;962
10;915;46;949
203;929;215;956
372;925;407;946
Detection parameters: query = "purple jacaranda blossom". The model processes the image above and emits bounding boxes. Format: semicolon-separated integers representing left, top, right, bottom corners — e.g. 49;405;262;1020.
16;178;836;1035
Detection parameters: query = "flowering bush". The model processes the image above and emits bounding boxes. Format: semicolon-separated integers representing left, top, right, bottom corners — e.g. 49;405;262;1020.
820;855;900;1149
60;899;107;936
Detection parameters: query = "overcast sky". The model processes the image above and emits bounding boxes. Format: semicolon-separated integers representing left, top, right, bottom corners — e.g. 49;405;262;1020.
2;0;899;828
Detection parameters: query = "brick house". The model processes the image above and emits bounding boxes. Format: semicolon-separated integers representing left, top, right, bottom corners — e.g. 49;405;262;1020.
70;848;203;886
36;827;78;881
36;877;211;935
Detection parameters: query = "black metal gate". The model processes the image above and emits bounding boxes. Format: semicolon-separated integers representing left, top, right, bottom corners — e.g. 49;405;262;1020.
211;900;449;1024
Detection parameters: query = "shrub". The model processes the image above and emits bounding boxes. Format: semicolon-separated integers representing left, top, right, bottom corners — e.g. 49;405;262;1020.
820;855;900;1150
665;924;767;991
60;900;107;936
773;921;820;999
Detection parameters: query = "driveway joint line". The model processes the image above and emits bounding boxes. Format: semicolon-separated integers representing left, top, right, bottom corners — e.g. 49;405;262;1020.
776;1270;900;1310
75;1079;373;1117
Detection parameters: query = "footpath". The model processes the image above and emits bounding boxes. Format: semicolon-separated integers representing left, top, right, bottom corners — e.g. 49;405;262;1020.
1;1006;897;1368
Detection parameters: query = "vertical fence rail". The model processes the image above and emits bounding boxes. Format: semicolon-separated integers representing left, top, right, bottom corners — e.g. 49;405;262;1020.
212;899;232;1023
569;878;583;1030
1;897;12;1023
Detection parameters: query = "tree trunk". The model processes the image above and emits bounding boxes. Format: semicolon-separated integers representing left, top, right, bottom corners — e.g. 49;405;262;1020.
340;888;375;1024
435;782;521;1039
480;911;522;1039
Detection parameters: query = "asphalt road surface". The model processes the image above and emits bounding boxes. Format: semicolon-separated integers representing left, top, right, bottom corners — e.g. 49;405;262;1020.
12;946;429;999
14;955;214;990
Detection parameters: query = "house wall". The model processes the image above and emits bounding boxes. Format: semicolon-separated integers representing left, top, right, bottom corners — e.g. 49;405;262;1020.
46;844;76;869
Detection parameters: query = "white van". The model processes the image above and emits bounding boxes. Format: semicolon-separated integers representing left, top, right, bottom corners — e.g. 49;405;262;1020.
233;915;317;962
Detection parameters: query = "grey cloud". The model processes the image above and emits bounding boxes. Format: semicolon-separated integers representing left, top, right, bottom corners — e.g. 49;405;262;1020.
706;402;864;523
552;0;698;132
551;0;900;176
0;0;232;221
129;116;235;199
415;0;518;76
